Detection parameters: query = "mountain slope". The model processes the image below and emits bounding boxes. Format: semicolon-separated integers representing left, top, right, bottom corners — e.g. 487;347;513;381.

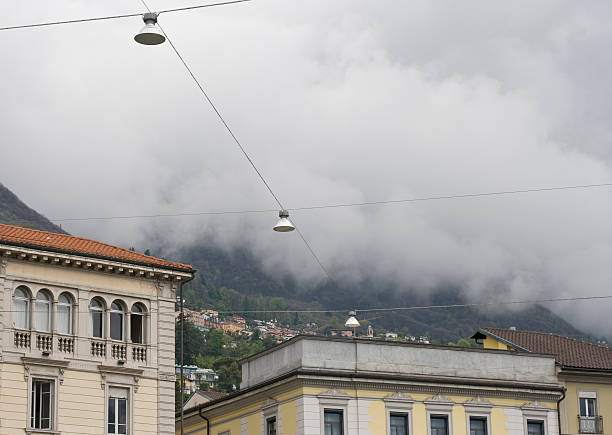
0;182;65;233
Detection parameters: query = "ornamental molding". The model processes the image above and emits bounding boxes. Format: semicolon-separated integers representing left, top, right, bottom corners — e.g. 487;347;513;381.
424;393;454;404
318;388;349;398
0;244;192;282
383;392;415;402
464;396;494;407
298;376;562;402
522;400;551;410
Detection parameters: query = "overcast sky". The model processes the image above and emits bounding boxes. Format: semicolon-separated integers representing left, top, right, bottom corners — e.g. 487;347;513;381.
2;1;612;338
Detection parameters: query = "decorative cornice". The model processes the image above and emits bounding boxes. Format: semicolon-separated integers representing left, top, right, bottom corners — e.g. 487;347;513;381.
98;365;144;376
1;244;192;282
318;388;349;398
22;356;70;368
464;396;494;407
384;392;415;402
424;393;454;404
522;400;551;410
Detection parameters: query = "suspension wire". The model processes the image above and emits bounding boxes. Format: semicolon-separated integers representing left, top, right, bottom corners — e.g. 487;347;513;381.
154;18;340;284
3;294;611;315
3;182;612;227
155;22;285;210
0;0;252;32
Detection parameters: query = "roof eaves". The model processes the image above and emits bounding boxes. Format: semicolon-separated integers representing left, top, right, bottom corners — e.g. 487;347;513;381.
0;239;194;274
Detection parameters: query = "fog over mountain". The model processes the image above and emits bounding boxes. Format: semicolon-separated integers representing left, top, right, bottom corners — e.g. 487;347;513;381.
2;1;612;337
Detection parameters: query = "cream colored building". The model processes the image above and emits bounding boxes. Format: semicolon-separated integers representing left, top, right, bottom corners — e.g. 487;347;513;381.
0;223;194;434
180;335;564;435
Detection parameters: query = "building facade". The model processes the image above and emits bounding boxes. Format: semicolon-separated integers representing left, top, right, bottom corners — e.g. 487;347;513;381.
473;327;612;435
0;224;194;434
180;335;564;435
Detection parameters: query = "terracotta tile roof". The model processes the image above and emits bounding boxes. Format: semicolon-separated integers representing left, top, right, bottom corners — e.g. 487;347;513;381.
0;223;192;271
479;327;612;371
197;391;228;401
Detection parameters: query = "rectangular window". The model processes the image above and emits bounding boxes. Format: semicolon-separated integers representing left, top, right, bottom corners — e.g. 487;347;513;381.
579;397;597;417
92;310;103;338
108;387;128;434
390;413;408;435
267;417;277;435
430;415;449;435
110;313;123;341
30;379;53;430
130;315;143;344
527;421;544;435
324;410;343;435
470;417;487;435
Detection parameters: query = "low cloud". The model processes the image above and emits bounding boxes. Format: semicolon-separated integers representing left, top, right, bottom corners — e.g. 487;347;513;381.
2;0;612;337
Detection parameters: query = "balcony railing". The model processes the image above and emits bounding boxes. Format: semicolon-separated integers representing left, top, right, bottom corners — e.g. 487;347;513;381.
132;345;147;363
14;330;31;349
579;415;603;434
91;339;107;357
111;343;127;360
36;332;53;352
57;335;74;353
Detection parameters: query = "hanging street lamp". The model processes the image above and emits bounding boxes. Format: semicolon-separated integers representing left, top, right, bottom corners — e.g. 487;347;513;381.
134;12;166;45
273;210;295;232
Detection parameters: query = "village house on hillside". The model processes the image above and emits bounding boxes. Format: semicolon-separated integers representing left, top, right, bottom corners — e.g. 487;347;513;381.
473;327;612;435
0;223;194;434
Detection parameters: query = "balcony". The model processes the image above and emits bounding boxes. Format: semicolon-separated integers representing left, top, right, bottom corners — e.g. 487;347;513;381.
579;416;603;434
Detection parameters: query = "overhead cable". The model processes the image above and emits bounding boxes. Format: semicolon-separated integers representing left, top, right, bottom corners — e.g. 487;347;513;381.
2;294;611;315
2;181;610;226
152;8;337;285
0;0;252;32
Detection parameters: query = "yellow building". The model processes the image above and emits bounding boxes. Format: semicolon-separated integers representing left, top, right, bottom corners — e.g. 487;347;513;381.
0;223;194;434
179;335;564;435
473;327;612;435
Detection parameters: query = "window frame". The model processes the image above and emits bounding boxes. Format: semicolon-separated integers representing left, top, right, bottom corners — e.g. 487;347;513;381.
468;416;488;435
266;417;277;435
105;385;132;435
323;409;344;435
27;376;58;432
526;419;546;435
130;303;146;344
389;412;409;435
34;290;52;333
429;414;450;435
384;393;414;435
464;398;492;435
110;301;125;342
318;391;349;435
90;298;106;338
57;292;74;335
522;403;549;435
13;286;31;330
578;391;598;417
425;395;454;435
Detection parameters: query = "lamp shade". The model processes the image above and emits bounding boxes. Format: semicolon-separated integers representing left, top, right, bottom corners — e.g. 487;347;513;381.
345;316;360;328
273;210;295;232
134;12;165;45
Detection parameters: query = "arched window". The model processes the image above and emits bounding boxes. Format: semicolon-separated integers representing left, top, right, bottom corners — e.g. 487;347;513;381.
13;287;30;329
90;298;105;338
35;291;52;332
131;304;146;344
57;293;73;335
110;301;124;341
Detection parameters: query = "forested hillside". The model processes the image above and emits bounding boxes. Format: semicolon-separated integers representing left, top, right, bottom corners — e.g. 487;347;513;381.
0;182;65;233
